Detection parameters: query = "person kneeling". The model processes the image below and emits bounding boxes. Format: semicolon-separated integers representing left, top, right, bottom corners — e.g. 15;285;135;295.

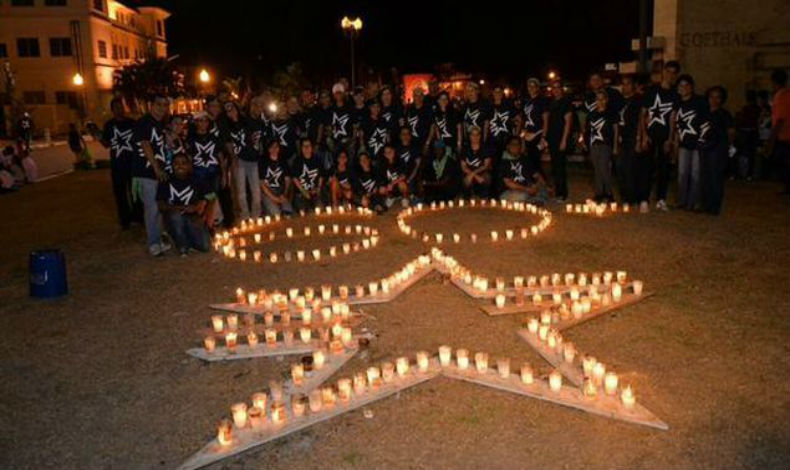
354;152;384;212
157;153;210;256
378;144;409;207
499;137;548;205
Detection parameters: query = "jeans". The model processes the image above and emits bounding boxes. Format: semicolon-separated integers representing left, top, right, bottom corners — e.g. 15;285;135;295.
262;194;294;216
589;143;613;200
701;144;727;214
235;159;261;220
500;188;548;206
677;147;701;209
548;142;568;199
163;210;210;252
135;177;161;248
646;138;671;202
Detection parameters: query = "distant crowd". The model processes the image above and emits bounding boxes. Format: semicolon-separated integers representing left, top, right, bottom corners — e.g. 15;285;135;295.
92;62;789;257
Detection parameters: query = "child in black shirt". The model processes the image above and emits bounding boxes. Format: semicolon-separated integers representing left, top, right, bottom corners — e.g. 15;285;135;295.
156;153;210;255
584;90;618;202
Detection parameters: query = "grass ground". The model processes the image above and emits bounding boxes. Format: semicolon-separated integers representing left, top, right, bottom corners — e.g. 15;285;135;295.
0;167;788;469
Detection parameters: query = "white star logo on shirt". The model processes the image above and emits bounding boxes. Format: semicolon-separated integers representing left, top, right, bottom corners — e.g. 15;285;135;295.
590;117;606;144
523;103;536;130
332;113;350;139
299;165;319;190
141;126;166;167
464;108;481;129
193;141;218;168
110;127;134;155
408;115;420;137
265;166;283;188
648;94;673;128
169;184;195;205
489;109;510;136
677;108;698;142
368;127;388;155
510;161;525;183
273;123;289;147
437;118;451;139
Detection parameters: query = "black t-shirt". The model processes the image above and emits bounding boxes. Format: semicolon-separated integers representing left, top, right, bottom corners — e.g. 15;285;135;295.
354;167;378;195
187;132;223;176
291;156;322;191
708;108;734;149
270;116;299;155
102;117;136;161
583;87;625;115
352;105;368;128
433;107;460;146
406;103;433;143
379;157;404;185
362;116;391;158
462;100;491;134
395;143;421;175
587;109;616;147
522;95;548;135
381;104;403;133
332;164;353;188
643;84;679;141
619;95;642;142
259;157;289;195
328;104;354;141
547;97;573;144
499;155;535;186
461;145;491;171
677;94;709;150
224;117;260;162
307;106;327;142
132;114;166;179
488;101;516;141
156;175;207;207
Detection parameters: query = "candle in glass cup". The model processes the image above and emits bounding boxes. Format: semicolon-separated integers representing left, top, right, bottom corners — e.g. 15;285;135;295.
396;356;410;376
474;352;489;373
217;419;233;446
251;392;267;411
269;253;278;263
353;372;367;395
592;362;606;386
616;270;627;283
527;317;539;334
309;389;323;412
582;355;597;377
236;288;245;304
603;271;613;284
532;293;543;305
368;282;379;296
632;280;643;296
520;364;534;384
247;332;259;348
495;294;506;309
366;366;381;387
583;377;598;398
211;315;224;333
355;285;366;298
604;372;619;395
231;402;248;428
225;332;238;351
538;324;549;341
313;350;326;370
563;343;576;363
621;385;636;409
337;378;352;401
456;349;469;370
611;283;622;302
438;346;452;366
381;362;395;383
271;401;286;424
264;328;277;347
497;357;510;379
292;396;306;417
227;314;239;331
291;363;305;385
416;351;429;372
203;336;216;352
548;370;563;392
248;406;263;427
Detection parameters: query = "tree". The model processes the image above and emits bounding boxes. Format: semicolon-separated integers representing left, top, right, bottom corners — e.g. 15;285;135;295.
112;57;185;113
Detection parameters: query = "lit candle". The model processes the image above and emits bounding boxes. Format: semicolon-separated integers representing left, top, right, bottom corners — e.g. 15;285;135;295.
438;346;452;366
632;280;643;296
286;227;293;238
532;293;543;305
297;250;306;262
538;324;549;341
453;233;460;243
456;349;469;370
291;363;305;385
211;315;224;333
416;351;430;372
253;251;262;262
238;250;247;261
235;288;245;304
203;336;216;352
366;366;381;387
225;331;238;351
353;372;367;395
582;355;597;377
604;372;619;395
264;328;277;347
337;378;352;401
552;292;562;305
527;317;539;334
495;294;506;309
520;364;534;384
506;229;514;240
381;362;395;383
301;308;312;325
248;406;263;427
251;392;267;411
309;389;323;412
497;357;510;379
292;396;306;417
621;385;636;409
247;332;259;348
592;362;606;386
474;352;489;373
611;283;622;302
435;233;443;244
583;377;598;398
603;271;613;284
490;231;499;242
616;270;627;283
271;401;286;424
563;343;576;363
231;402;248;428
355;285;365;298
549;370;563;392
269;253;278;263
313;350;326;370
217;419;233;446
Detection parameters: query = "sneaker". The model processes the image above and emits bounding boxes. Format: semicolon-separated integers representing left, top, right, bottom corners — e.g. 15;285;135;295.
639;201;649;213
655;200;669;211
160;241;173;253
148;244;164;257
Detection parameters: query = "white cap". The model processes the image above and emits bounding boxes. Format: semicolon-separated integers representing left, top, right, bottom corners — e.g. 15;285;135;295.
332;82;345;94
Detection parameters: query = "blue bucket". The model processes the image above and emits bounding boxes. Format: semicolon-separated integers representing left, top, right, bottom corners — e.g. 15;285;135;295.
29;249;68;298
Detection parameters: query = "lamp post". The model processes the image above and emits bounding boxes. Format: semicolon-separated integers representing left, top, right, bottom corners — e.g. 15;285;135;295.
341;16;363;88
72;72;87;123
199;68;210;84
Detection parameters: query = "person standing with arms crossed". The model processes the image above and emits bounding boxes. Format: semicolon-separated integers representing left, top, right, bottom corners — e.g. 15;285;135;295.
546;81;573;202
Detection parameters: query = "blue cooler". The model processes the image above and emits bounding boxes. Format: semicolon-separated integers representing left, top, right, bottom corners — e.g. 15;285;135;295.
29;249;68;298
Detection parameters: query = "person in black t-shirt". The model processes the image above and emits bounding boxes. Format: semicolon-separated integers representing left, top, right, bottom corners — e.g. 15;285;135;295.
405;87;433;151
224;100;262;220
204;95;235;228
546;83;574;201
269;97;300;165
259;140;293;216
291;138;324;212
100;97;139;229
616;75;643;205
640;60;680;211
463;83;490;143
187;111;224;229
156;153;210;255
583;70;625;117
353;151;383;211
701;86;735;215
377;144;409;205
488;86;516;159
133;93;171;256
584;90;618;202
330;149;355;207
460;126;493;198
351;87;368;128
326;83;355;160
429;92;463;156
396;126;422;196
421;140;461;203
519;78;549;178
358;100;391;160
674;74;708;210
380;86;404;135
499;136;547;204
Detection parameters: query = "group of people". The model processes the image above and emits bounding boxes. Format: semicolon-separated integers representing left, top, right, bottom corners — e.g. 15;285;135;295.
99;62;790;257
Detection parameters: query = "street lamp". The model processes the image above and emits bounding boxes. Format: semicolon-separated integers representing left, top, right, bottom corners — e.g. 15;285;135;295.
547;70;557;81
341;16;363;88
72;72;84;86
199;68;210;83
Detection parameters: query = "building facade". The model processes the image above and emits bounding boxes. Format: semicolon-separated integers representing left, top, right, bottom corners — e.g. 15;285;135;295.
625;0;789;110
0;0;169;136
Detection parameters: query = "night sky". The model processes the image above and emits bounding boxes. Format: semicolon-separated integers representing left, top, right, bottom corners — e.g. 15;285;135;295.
142;0;645;86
